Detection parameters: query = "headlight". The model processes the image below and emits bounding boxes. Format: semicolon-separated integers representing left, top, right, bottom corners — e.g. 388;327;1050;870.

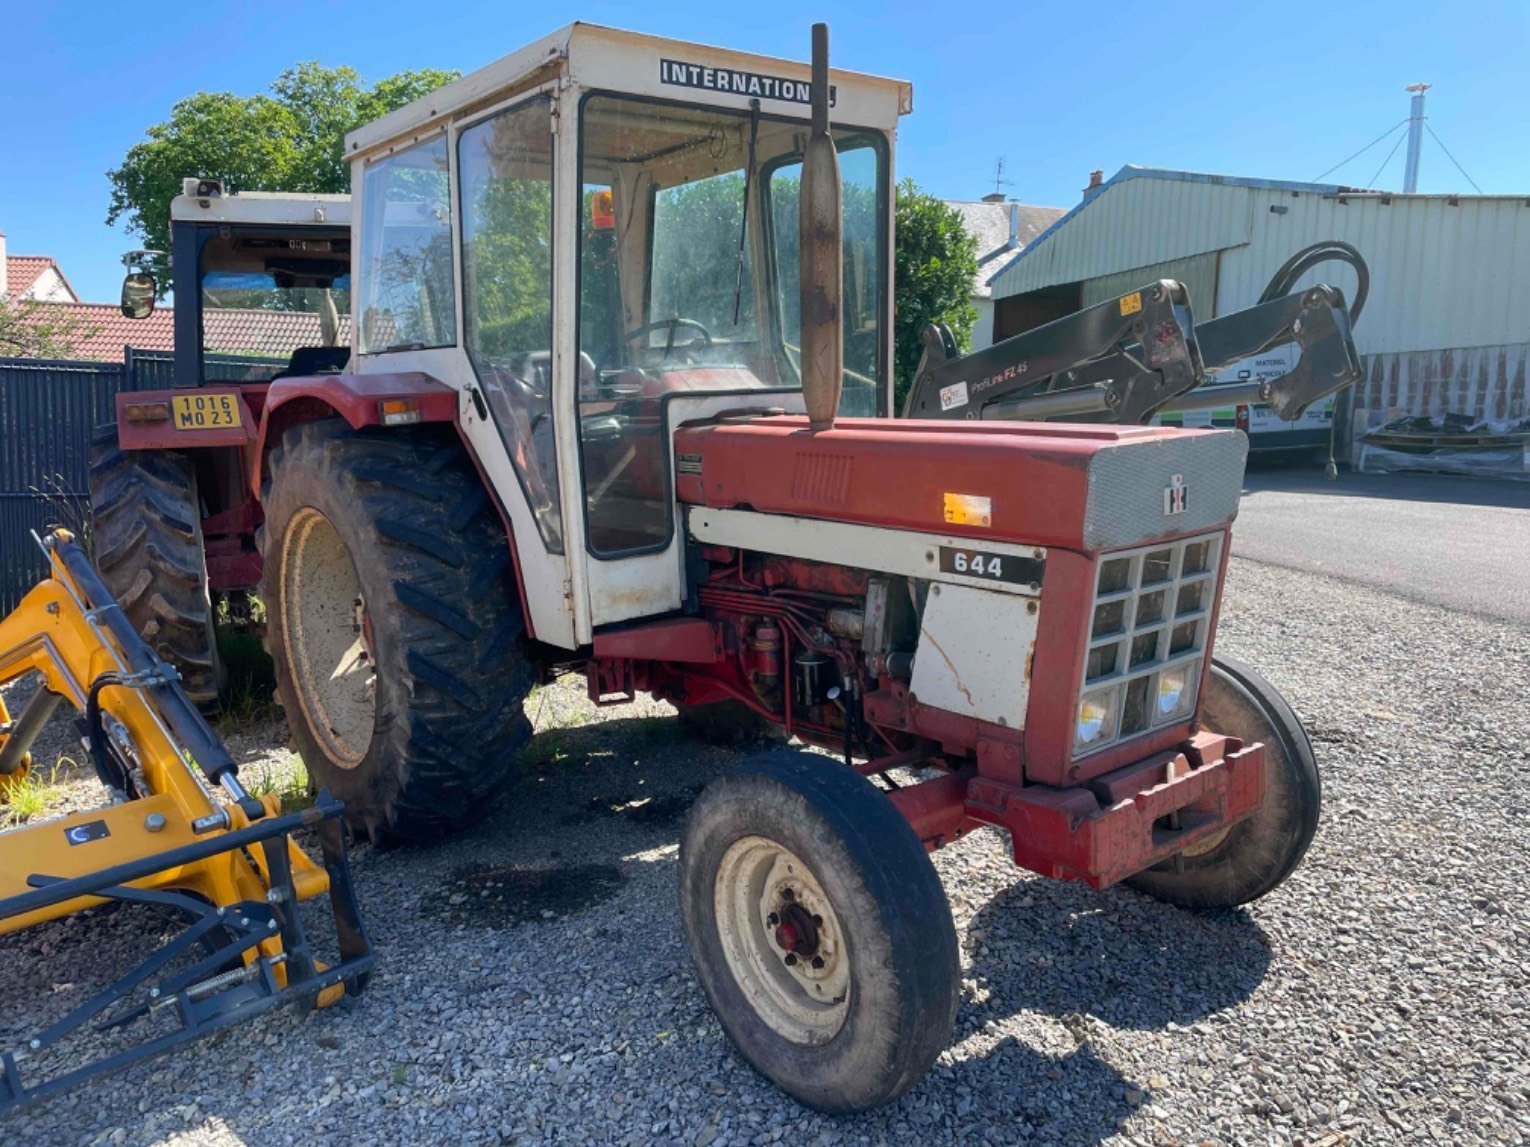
1155;662;1196;721
1076;686;1120;751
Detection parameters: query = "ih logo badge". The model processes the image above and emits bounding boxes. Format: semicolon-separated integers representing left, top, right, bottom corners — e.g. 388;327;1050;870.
1164;473;1188;516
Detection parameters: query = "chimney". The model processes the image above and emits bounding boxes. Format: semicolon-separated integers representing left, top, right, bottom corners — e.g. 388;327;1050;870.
1007;201;1021;248
1083;169;1104;200
981;191;1006;203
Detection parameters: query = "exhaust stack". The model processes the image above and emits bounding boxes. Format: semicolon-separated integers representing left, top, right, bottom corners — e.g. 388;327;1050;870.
799;22;843;431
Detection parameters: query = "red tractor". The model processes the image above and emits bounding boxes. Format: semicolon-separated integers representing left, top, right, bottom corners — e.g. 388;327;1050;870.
92;24;1325;1111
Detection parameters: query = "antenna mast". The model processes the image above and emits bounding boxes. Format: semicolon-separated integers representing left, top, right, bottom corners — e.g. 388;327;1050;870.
1403;82;1430;193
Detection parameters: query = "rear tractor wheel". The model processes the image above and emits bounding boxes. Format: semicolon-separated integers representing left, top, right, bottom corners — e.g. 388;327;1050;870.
260;421;532;842
680;750;960;1112
88;426;224;708
1127;655;1321;908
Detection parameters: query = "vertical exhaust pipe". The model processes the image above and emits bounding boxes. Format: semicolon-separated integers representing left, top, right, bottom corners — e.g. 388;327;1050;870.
799;22;843;431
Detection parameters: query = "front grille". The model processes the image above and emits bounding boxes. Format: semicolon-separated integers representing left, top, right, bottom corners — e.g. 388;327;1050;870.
1073;532;1223;758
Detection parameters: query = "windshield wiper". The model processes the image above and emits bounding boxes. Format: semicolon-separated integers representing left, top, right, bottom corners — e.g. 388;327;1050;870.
732;98;761;327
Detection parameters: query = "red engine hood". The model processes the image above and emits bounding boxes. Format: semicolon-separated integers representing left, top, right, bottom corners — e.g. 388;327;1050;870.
673;415;1247;553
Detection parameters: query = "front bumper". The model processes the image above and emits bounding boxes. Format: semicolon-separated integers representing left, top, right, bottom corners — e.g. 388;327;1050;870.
965;731;1266;888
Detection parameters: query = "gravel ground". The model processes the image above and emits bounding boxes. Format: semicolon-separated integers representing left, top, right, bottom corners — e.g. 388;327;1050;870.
3;555;1528;1146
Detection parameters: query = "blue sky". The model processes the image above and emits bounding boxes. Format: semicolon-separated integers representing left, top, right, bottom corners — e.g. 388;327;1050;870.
3;1;1526;303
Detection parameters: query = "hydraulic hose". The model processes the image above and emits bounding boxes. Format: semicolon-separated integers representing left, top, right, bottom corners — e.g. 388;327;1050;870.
1256;241;1370;478
1258;240;1369;325
85;672;134;795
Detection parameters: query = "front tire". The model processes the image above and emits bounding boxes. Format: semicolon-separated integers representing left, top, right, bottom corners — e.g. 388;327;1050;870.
260;421;531;841
1127;655;1321;908
680;751;960;1113
88;426;224;708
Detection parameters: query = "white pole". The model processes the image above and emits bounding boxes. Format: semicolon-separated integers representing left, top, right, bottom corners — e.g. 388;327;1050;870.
1403;82;1430;193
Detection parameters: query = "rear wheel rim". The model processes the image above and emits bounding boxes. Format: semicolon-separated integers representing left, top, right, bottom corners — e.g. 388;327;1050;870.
280;508;375;768
713;836;850;1045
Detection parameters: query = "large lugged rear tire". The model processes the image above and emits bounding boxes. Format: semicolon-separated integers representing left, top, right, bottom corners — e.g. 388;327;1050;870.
1126;655;1322;909
260;421;531;842
680;750;960;1113
88;425;223;708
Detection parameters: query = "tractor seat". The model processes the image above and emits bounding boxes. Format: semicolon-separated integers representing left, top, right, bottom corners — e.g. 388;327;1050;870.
273;346;351;379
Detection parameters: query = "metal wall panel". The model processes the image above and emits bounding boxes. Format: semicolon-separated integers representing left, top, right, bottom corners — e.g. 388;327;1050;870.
991;169;1530;358
0;357;124;611
989;174;1251;298
1081;252;1221;317
1216;189;1530;355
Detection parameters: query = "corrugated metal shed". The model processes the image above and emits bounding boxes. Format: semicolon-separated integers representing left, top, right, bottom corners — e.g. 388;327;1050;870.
989;166;1530;356
1080;252;1219;312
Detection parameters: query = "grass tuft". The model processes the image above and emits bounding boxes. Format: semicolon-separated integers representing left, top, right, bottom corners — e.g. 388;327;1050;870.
0;758;69;828
242;756;314;814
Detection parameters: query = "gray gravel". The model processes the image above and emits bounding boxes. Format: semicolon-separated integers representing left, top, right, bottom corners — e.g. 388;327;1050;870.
3;554;1528;1146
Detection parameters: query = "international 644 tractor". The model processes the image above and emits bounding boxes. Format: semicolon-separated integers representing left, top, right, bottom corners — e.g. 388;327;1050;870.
67;24;1340;1111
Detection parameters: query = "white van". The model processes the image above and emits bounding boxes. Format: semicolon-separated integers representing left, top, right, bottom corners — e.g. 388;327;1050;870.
1155;345;1335;455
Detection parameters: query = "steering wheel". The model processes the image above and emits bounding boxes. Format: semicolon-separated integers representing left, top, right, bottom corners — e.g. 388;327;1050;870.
622;317;713;360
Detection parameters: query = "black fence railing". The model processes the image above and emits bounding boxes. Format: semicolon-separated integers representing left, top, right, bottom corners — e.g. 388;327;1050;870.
0;348;270;612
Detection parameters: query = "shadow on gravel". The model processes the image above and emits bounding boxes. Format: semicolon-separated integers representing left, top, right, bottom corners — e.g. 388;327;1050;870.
928;1036;1136;1143
967;879;1272;1032
562;789;702;828
422;862;626;928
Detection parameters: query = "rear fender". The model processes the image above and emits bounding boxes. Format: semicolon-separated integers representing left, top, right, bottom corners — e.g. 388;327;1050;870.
251;372;458;497
113;387;262;451
250;371;538;641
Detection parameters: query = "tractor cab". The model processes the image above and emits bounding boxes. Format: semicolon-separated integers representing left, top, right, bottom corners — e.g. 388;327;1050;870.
122;181;352;388
344;23;910;646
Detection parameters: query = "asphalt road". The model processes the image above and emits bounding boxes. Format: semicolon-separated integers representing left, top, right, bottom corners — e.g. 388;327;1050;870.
1232;464;1530;624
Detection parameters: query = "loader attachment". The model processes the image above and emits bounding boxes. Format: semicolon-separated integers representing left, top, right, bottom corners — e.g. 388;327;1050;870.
0;531;371;1114
907;241;1366;427
903;280;1203;424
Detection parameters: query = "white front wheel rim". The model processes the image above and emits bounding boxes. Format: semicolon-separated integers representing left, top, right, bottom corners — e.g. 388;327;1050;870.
280;507;376;768
713;836;850;1045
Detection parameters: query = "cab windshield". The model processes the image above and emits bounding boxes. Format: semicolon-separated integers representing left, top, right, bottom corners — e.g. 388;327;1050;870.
198;228;351;382
577;94;887;554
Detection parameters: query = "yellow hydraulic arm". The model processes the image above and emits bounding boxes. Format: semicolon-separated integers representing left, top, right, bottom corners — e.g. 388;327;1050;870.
0;531;371;1112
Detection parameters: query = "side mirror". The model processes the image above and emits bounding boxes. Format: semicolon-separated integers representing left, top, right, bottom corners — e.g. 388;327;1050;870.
120;271;157;319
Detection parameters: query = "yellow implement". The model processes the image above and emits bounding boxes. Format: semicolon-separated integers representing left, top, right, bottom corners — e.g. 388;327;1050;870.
0;531;370;1112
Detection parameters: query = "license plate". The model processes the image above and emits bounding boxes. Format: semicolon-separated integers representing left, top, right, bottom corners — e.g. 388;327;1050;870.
171;393;242;430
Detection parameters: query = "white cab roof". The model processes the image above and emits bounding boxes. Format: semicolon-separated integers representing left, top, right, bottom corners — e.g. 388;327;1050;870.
346;22;913;161
170;190;351;226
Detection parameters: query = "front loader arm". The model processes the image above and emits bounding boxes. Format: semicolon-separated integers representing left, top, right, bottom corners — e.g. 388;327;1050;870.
902;280;1203;424
948;242;1367;427
1186;285;1361;421
0;531;372;1113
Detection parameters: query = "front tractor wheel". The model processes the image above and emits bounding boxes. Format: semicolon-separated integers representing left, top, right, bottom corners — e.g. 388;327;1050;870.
260;421;532;842
680;751;960;1113
1127;655;1322;909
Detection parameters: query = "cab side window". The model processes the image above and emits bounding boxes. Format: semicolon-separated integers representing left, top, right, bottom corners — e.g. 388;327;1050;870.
458;98;564;553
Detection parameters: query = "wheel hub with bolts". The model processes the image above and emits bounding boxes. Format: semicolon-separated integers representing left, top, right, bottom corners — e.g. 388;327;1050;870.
714;836;849;1045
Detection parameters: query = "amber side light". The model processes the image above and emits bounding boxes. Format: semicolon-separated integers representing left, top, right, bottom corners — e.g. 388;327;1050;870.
122;401;171;423
378;398;422;427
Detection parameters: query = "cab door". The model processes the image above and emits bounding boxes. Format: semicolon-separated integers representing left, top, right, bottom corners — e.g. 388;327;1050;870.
352;93;577;649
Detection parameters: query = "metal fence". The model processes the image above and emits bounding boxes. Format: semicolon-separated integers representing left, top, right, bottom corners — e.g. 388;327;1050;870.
0;348;180;612
0;348;278;611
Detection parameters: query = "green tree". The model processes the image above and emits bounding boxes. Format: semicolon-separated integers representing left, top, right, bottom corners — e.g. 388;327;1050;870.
893;179;978;409
107;63;459;290
0;297;99;358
